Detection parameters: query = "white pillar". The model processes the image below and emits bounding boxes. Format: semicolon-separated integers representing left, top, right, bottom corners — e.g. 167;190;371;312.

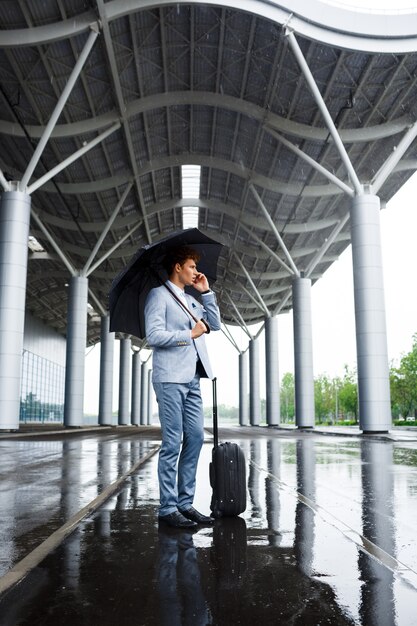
350;193;391;432
98;314;114;426
292;277;315;428
147;368;153;424
265;316;280;426
118;337;131;425
140;361;149;426
131;351;141;426
249;338;261;426
239;350;249;426
64;275;88;427
0;190;31;430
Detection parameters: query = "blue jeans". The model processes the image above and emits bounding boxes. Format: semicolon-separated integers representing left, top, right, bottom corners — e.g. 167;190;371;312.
153;374;204;516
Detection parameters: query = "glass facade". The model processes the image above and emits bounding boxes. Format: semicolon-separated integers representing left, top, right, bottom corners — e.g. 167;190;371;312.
20;350;65;422
20;313;67;423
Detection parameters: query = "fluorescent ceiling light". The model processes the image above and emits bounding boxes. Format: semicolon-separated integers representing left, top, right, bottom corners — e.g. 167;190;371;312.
28;235;45;252
87;303;97;317
181;165;200;229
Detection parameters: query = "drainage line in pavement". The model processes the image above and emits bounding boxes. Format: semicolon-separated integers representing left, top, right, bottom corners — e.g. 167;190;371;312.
0;444;160;599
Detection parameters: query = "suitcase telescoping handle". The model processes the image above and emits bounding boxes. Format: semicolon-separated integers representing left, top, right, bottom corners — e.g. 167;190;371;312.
212;377;218;448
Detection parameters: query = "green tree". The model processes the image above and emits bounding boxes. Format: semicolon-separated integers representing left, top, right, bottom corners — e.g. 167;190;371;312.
314;374;334;423
280;372;295;422
203;404;238;421
338;366;358;422
390;333;417;418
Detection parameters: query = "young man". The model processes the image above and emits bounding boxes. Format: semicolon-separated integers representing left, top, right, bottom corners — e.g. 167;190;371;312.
144;246;221;528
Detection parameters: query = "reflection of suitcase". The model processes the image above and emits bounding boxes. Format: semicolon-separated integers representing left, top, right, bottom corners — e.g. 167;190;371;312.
210;378;246;518
212;516;247;585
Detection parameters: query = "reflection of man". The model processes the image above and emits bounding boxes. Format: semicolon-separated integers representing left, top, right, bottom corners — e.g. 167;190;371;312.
157;527;212;626
145;246;221;528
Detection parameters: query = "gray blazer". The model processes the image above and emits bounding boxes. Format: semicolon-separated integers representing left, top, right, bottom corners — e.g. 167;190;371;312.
144;284;221;383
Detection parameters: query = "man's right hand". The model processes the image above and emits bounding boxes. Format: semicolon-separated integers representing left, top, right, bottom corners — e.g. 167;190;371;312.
191;319;208;338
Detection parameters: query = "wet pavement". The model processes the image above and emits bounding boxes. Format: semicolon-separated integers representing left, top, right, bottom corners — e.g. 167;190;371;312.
0;427;417;625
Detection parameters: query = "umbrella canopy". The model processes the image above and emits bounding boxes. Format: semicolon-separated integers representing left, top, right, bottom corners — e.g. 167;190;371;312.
109;228;223;339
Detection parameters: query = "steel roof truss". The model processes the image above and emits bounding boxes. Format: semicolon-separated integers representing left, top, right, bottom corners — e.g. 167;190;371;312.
97;0;152;243
286;29;362;196
249;183;300;277
27;122;121;195
305;214;350;278
372;119;417;195
87;218;143;277
0;169;11;192
233;252;270;317
238;223;294;276
266;127;354;198
223;292;253;340
84;181;133;276
31;209;76;276
221;324;242;353
272;288;292;317
88;288;106;317
21;27;99;190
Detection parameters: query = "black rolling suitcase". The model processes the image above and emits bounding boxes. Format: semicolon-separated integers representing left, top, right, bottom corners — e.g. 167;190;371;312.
209;378;246;518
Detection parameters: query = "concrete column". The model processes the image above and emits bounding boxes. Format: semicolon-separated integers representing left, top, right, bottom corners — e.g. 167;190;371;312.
0;190;31;430
64;275;88;427
131;351;141;426
249;337;261;426
147;368;153;424
292;277;315;428
350;193;391;432
265;316;280;426
239;350;249;426
98;314;114;426
140;361;149;425
118;337;131;425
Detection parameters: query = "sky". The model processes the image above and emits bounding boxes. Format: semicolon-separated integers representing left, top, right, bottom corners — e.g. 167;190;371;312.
83;0;417;413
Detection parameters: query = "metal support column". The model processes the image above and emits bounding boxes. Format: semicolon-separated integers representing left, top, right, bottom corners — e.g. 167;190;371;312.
292;277;315;428
0;190;31;430
98;314;114;426
140;361;149;426
118;337;131;425
64;275;88;427
147;368;153;424
249;338;261;426
350;193;391;432
265;316;280;427
239;350;249;426
131;351;141;426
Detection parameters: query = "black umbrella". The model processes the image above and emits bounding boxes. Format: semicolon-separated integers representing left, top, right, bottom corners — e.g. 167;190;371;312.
109;228;223;339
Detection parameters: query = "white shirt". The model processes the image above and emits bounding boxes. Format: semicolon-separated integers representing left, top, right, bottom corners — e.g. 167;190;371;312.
167;280;198;359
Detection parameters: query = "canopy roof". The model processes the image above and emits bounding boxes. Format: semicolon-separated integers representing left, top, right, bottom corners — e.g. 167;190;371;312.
1;0;417;344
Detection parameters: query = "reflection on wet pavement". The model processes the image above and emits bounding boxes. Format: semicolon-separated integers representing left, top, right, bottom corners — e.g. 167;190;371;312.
0;433;157;576
0;432;417;625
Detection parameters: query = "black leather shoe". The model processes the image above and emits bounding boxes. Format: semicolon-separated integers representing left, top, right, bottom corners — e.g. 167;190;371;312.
158;511;197;528
179;506;214;525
